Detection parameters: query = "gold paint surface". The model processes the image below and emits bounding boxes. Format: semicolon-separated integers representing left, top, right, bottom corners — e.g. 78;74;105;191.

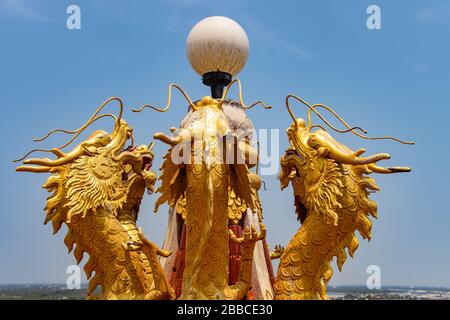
274;110;410;300
16;101;174;300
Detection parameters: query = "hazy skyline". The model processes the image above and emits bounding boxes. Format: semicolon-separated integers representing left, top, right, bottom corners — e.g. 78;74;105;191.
1;0;449;287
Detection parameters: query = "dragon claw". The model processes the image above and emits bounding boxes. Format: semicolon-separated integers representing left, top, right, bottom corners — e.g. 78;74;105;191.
122;240;142;251
229;223;266;245
270;244;285;260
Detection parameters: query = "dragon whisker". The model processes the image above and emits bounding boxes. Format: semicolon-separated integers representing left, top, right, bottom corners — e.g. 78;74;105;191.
132;83;197;113
220;79;272;110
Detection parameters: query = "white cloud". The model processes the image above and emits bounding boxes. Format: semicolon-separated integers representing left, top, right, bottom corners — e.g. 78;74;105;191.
414;5;450;24
410;60;428;73
242;16;309;59
0;0;43;21
168;0;209;7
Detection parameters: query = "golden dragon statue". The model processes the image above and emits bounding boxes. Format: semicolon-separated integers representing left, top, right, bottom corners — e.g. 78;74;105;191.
14;79;413;300
15;98;174;300
133;81;269;300
273;95;414;300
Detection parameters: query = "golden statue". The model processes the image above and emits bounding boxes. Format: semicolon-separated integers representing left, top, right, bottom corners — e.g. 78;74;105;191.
135;82;268;300
14;88;413;300
273;95;413;299
15;98;174;300
14;16;414;301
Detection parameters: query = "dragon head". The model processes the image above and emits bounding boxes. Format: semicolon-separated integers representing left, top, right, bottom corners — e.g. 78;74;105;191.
15;98;157;227
280;95;414;226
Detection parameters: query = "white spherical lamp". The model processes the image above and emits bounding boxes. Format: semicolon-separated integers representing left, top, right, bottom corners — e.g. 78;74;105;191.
186;16;249;98
186;16;249;76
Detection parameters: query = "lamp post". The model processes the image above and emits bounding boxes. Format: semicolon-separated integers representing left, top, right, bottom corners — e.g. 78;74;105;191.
186;16;249;98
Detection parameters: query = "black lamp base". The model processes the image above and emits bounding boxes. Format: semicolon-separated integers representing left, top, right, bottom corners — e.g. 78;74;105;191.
202;71;232;99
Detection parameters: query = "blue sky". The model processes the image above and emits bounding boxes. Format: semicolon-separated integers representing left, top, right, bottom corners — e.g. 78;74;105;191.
1;0;449;287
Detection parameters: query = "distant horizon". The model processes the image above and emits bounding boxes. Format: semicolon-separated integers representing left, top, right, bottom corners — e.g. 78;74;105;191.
1;0;449;287
1;283;449;290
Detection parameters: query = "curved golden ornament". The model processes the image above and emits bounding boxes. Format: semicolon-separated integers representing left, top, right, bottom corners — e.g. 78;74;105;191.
228;187;248;224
